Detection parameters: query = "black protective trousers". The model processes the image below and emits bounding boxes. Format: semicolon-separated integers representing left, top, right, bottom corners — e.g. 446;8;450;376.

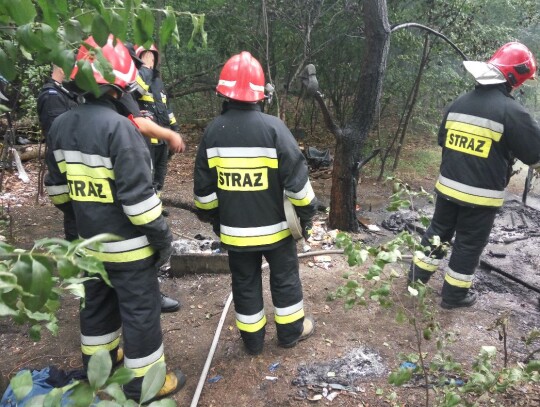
151;142;169;192
228;237;304;352
80;264;163;397
409;196;497;301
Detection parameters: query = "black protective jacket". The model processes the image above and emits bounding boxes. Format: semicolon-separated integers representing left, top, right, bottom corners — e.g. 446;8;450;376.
37;80;78;136
135;67;178;145
435;84;540;207
194;101;317;252
45;98;171;271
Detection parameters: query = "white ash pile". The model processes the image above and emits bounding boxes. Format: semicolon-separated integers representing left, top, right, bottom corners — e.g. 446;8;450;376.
171;234;221;255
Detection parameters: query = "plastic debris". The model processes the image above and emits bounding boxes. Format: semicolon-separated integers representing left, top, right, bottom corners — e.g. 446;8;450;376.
400;361;417;370
207;375;222;383
265;376;278;381
269;362;281;372
326;392;339;401
307;394;323;401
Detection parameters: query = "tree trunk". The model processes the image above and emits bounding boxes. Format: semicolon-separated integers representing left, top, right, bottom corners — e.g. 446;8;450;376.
328;0;390;231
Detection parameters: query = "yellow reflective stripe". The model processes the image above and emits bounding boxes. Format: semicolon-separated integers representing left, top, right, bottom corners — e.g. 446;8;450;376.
435;181;503;207
140;94;154;102
136;76;149;91
274;308;304;325
127;203;162;225
130;355;165;377
445;120;502;142
194;199;218;210
444;273;473;288
287;183;316;206
221;229;291;247
84;246;155;263
151;138;159;144
65;163;115;180
50;194;71;205
81;337;120;356
236;314;267;333
208;156;278;169
58;161;66;173
446;113;503;138
413;254;439;272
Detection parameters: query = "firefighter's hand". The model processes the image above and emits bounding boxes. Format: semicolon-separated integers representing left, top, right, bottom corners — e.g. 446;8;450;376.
156;245;173;269
167;131;186;154
301;219;313;240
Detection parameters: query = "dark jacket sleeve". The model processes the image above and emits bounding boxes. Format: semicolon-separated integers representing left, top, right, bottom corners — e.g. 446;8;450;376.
274;119;317;222
503;99;540;166
193;134;219;221
110;121;172;250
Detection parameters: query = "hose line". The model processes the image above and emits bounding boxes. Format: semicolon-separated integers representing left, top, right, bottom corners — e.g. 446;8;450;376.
189;249;345;407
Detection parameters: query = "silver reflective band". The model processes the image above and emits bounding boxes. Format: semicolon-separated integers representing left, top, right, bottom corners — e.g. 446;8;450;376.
285;181;315;200
415;252;440;266
195;192;218;203
123;194;161;216
81;328;121;346
236;309;265;324
124;343;164;369
54;150;113;168
206;147;277;159
249;82;265;92
446;267;474;282
438;175;505;199
46;185;69;195
87;235;150;253
221;221;289;237
275;300;303;316
447;112;504;133
218;79;236;88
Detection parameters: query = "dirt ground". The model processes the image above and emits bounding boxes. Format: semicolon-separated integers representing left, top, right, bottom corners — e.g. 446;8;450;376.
1;132;540;407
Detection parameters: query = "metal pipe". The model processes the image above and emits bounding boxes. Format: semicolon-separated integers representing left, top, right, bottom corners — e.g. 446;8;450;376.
189;249;344;407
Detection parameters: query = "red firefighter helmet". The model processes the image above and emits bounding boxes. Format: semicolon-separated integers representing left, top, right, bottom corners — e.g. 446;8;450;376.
134;43;159;65
216;51;265;102
488;42;537;88
70;35;137;92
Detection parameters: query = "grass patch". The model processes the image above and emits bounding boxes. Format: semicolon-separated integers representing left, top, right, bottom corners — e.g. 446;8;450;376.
395;146;440;181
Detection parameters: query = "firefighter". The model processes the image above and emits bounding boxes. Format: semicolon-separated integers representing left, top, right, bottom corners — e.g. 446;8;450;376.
133;44;178;200
37;55;183;314
44;35;185;401
194;51;317;355
409;42;540;309
37;64;79;241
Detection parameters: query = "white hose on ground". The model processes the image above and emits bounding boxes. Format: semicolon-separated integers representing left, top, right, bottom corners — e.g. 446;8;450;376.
189;248;345;407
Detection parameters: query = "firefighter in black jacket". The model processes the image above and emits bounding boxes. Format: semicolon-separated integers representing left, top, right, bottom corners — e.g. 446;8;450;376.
134;44;178;196
44;35;185;401
37;64;79;241
409;42;540;309
194;51;317;355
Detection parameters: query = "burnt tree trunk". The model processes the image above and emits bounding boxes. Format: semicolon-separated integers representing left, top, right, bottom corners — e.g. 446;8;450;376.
328;0;390;231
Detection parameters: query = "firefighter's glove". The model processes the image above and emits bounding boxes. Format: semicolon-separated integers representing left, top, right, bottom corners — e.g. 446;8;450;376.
156;245;173;269
301;219;313;240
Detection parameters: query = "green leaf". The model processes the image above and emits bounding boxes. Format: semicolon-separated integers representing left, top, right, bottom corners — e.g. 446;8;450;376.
388;368;413;386
0;302;18;317
4;0;36;25
106;367;135;386
64;283;85;299
0;47;17;80
91;14;110;46
25;395;46;406
26;258;54;311
159;9;177;47
74;59;100;95
88;349;113;389
11;256;32;291
68;382;95;407
57;258;80;279
43;387;63;407
64;19;84;43
134;5;155;46
95;401;119;407
140;362;166;404
102;382;128;401
35;0;58;29
29;324;42;341
525;360;540;373
11;370;33;401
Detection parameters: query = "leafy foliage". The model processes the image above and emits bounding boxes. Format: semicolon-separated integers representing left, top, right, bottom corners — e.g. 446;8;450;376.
0;234;116;340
